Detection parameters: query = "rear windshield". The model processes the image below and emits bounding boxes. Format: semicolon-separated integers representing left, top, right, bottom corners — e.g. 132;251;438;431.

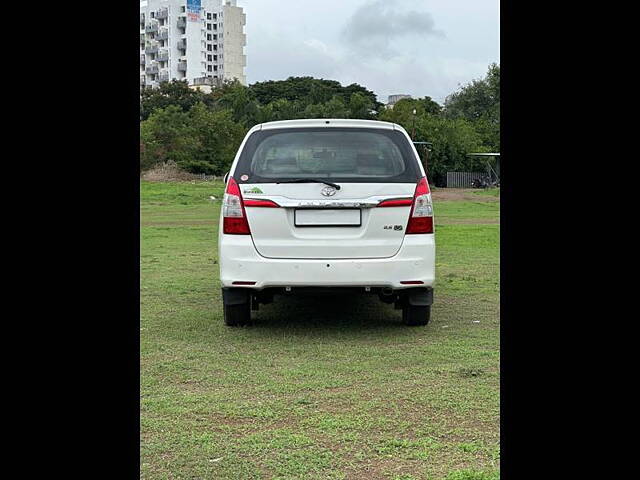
234;128;421;183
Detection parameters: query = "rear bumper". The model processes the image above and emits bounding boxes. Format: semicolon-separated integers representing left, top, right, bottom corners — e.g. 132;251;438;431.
219;235;435;290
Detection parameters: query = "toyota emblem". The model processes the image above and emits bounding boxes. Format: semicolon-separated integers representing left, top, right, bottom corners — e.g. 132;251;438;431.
321;186;337;197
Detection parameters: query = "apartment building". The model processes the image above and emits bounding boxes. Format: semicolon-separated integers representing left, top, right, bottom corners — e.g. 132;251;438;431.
386;94;413;109
140;0;247;89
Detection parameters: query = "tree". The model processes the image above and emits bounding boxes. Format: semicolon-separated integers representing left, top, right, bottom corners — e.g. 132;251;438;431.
138;69;499;183
378;97;442;125
343;83;384;112
379;98;487;186
184;103;247;174
140;79;208;121
140;103;247;174
215;80;262;128
140;105;199;170
444;63;500;151
249;77;382;114
323;95;350;118
348;92;375;119
414;115;487;186
420;96;443;116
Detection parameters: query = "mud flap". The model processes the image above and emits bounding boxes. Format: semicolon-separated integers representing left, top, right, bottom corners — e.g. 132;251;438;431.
222;288;250;306
407;287;434;306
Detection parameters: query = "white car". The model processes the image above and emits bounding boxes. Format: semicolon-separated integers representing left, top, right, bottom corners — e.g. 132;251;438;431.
218;119;435;327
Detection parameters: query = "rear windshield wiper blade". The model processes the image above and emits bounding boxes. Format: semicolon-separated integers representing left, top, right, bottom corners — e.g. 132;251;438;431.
276;179;341;190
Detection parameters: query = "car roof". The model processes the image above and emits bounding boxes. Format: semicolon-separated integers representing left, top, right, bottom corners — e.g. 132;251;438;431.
257;119;400;131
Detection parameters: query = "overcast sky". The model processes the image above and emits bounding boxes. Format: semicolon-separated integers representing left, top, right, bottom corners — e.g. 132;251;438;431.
239;0;499;105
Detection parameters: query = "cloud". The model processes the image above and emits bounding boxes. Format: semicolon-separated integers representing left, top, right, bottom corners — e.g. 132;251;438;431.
243;0;496;104
303;39;331;56
341;0;444;58
246;25;471;104
247;27;341;81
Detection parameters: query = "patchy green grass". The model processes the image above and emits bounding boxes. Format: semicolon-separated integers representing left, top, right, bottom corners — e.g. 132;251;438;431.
470;188;500;198
140;181;500;479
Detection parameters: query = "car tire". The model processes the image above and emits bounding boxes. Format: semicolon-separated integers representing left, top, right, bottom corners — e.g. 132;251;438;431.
403;304;431;326
224;302;251;327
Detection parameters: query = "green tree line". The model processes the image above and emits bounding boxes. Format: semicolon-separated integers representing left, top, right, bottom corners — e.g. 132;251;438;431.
140;65;499;184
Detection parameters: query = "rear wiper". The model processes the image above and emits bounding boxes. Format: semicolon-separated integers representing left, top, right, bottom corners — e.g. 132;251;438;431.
276;179;341;190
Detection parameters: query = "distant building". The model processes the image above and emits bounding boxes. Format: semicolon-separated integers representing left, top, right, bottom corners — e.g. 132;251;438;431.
140;0;247;90
386;94;413;109
189;76;221;93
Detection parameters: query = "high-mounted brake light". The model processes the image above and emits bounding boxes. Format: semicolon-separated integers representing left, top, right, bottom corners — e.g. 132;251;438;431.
406;177;434;234
222;177;251;235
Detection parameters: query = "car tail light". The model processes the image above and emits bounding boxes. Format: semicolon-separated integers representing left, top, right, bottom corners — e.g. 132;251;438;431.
222;177;251;235
377;198;413;207
406;177;434;234
243;199;280;208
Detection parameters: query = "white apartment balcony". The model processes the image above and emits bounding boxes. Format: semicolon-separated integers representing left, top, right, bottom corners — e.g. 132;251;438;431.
157;49;169;61
159;71;170;82
157;28;169;40
157;8;168;20
177;17;186;28
177;39;187;50
146;43;159;54
140;13;145;24
145;22;158;33
140;55;146;65
140;75;146;86
177;61;187;72
140;33;145;44
146;64;159;74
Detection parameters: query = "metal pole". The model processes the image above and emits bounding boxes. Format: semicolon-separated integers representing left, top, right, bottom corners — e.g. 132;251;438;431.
424;146;429;176
411;108;416;140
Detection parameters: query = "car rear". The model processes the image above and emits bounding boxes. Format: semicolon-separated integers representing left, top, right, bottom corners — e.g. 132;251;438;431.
218;119;435;326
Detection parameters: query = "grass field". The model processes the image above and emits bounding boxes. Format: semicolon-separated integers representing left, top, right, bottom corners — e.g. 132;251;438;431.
140;182;500;480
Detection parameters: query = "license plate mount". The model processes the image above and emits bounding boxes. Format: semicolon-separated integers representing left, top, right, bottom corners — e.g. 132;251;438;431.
294;208;362;227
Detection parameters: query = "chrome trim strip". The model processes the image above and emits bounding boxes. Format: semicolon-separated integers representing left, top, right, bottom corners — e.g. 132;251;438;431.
242;195;413;208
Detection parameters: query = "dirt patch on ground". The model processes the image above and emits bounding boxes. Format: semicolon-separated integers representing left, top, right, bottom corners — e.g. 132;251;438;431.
141;161;218;182
431;188;499;203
